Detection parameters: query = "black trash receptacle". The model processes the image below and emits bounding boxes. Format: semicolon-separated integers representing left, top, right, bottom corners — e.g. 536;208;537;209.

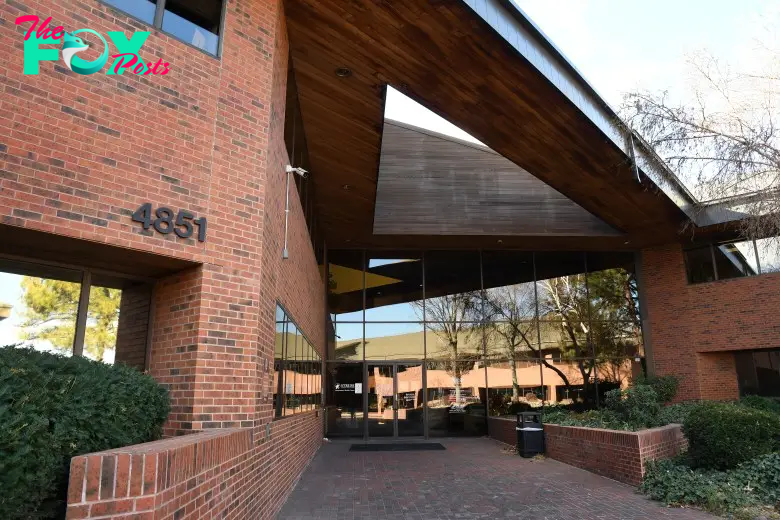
516;411;544;458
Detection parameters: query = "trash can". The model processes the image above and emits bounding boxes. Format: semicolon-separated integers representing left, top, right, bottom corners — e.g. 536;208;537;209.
516;411;544;458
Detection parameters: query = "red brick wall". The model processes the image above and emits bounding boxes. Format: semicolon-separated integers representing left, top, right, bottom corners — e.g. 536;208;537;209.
640;244;780;400
543;423;688;486
487;416;516;447
66;413;322;520
3;0;326;517
114;283;152;370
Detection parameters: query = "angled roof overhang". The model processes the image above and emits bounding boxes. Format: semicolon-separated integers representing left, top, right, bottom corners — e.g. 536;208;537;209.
284;0;718;251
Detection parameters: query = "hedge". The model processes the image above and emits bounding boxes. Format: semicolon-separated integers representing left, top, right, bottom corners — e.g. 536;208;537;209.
683;401;780;470
0;347;170;519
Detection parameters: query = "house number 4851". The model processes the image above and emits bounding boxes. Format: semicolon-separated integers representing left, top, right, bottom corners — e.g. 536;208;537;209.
131;203;207;242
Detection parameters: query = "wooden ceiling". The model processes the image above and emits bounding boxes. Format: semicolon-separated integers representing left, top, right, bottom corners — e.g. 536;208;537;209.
374;121;620;237
283;0;697;251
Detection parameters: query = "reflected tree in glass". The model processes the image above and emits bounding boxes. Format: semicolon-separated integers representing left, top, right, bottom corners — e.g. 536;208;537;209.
483;284;537;402
412;293;481;404
20;278;121;359
539;274;596;399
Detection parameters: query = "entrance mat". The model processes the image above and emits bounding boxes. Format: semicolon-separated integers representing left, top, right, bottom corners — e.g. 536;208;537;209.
349;443;446;452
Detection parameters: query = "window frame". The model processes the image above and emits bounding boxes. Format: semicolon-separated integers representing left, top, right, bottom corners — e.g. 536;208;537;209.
684;237;777;285
274;301;323;420
98;0;227;58
0;253;156;368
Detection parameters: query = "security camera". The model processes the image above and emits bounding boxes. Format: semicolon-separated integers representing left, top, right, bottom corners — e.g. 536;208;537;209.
285;165;308;178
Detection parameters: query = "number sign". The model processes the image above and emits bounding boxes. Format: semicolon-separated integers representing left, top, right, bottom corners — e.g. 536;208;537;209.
131;203;207;242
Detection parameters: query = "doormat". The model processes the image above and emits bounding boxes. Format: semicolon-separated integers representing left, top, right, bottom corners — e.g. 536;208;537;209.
349;443;446;452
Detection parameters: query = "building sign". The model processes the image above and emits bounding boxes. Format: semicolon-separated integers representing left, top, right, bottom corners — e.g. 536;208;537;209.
15;15;170;76
334;383;355;392
131;203;207;242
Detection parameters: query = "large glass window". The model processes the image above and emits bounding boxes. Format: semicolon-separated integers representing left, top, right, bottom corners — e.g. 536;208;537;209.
274;303;323;419
102;0;223;56
102;0;156;24
684;237;780;284
326;249;645;415
735;349;780;397
0;258;152;370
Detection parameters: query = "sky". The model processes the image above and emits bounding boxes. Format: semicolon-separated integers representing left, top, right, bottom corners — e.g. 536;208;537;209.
385;0;779;154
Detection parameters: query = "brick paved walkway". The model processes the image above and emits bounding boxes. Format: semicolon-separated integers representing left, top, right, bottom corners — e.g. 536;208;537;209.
277;438;714;520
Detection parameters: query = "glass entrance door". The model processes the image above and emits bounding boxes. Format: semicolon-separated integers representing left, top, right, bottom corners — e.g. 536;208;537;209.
367;364;394;437
366;363;424;438
396;363;424;436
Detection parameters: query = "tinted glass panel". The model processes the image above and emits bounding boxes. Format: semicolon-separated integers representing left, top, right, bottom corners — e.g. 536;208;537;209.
325;363;364;437
364;322;424;360
365;254;423;321
162;0;221;55
426;359;486;436
756;237;780;274
103;0;157;23
0;259;82;356
684;245;716;283
714;240;758;280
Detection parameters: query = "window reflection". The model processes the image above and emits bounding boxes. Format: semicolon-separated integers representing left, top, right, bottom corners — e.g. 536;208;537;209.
162;0;221;55
275;303;323;418
0;260;82;355
365;254;423;321
103;0;157;24
714;240;758;279
756;237;780;274
364;323;424;360
426;359;486;437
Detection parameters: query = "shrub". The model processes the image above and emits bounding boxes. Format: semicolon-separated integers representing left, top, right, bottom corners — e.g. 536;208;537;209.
604;384;660;429
642;453;780;516
0;347;170;519
652;401;699;427
683;401;780;470
633;374;680;403
740;394;780;415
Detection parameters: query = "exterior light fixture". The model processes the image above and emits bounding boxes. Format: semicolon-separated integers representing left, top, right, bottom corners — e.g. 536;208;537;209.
335;67;352;78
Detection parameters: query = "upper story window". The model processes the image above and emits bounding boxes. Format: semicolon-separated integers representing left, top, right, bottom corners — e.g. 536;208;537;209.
684;236;780;284
102;0;224;56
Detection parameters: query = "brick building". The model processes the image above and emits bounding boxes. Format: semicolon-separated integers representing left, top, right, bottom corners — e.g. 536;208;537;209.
0;0;777;518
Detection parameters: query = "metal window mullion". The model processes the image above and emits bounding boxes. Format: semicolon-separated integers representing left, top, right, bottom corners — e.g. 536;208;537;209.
583;253;599;408
532;253;545;405
710;244;719;280
72;270;92;357
153;0;166;29
754;239;762;275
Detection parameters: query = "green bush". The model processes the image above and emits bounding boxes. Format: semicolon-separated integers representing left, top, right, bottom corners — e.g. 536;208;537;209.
0;347;170;519
633;374;680;404
740;394;780;415
604;384;661;429
642;453;780;517
652;401;699;427
683;401;780;470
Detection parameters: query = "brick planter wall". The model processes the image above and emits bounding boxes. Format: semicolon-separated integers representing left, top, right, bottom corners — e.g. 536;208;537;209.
487;417;687;486
487;416;517;447
544;423;688;486
66;412;322;520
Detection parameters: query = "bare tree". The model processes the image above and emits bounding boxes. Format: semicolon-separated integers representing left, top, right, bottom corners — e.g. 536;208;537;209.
482;283;581;401
412;293;480;404
539;275;596;400
622;44;780;241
